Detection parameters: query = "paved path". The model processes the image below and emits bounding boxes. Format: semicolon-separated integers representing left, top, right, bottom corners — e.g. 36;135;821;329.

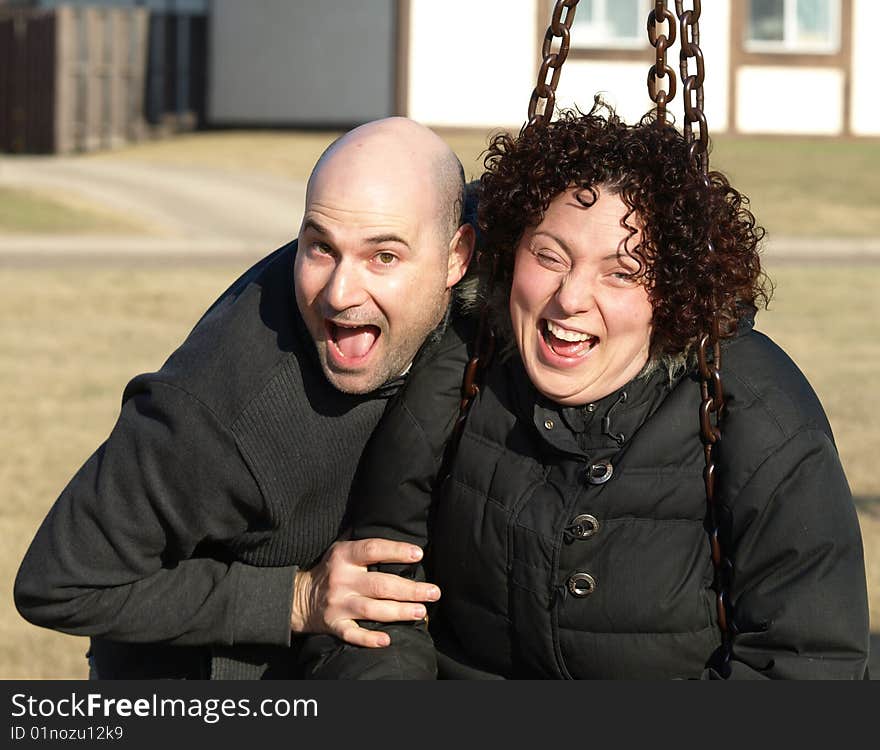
2;155;880;264
0;155;306;262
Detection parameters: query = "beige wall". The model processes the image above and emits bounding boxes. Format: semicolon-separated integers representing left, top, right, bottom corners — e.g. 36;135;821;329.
404;0;875;136
405;0;538;128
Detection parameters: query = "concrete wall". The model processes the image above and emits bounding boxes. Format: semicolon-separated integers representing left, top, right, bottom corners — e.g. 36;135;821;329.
736;66;845;135
406;0;537;129
208;0;396;126
550;0;729;131
404;0;880;138
851;0;880;135
405;0;731;132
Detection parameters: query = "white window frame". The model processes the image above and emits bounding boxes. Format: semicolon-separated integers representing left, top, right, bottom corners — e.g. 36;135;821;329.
569;0;652;50
745;0;841;55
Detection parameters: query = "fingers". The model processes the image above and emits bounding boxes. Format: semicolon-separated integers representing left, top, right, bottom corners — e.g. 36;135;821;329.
336;621;392;649
353;596;428;624
342;538;424;567
331;597;428;648
364;571;440;605
291;539;441;642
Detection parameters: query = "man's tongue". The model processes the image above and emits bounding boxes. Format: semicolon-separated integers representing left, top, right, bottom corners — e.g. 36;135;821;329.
334;325;379;359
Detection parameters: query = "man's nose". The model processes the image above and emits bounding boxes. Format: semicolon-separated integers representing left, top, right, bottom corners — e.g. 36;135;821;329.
322;260;369;311
554;270;595;316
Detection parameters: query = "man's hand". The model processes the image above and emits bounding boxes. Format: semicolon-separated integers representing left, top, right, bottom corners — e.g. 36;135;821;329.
290;539;441;648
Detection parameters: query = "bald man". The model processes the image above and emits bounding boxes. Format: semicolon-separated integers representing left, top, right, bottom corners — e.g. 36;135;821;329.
14;118;475;679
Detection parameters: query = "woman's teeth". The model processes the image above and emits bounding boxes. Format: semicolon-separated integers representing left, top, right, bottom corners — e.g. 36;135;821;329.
546;320;595;343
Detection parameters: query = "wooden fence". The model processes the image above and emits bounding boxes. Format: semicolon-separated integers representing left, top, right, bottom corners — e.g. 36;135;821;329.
0;5;204;154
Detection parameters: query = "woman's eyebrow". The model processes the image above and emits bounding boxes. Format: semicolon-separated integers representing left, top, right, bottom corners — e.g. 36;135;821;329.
532;230;571;253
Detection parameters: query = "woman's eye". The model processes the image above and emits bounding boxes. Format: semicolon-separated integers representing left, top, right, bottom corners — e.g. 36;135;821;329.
376;252;397;265
533;250;563;269
610;270;639;285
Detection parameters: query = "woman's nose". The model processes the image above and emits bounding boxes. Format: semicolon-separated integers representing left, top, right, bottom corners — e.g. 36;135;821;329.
554;271;595;316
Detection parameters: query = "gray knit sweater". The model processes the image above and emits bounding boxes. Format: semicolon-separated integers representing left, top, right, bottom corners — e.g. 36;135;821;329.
14;240;410;679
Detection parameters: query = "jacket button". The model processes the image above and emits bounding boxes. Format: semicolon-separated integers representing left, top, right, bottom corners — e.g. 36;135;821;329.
544;419;554;430
570;513;600;539
585;459;613;485
567;572;597;598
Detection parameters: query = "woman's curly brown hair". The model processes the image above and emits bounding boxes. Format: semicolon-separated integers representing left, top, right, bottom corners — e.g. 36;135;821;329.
477;99;772;360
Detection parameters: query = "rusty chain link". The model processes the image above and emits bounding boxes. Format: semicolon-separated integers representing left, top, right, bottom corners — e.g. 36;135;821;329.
455;0;581;454
677;0;709;172
647;1;677;123
526;0;579;132
450;252;498;454
675;0;732;670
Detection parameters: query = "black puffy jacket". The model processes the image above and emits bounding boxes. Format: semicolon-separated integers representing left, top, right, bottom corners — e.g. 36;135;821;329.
303;321;870;679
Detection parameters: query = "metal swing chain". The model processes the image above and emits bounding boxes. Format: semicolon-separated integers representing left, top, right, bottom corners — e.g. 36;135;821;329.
526;0;579;132
676;0;709;171
674;0;733;666
454;0;581;446
648;1;677;124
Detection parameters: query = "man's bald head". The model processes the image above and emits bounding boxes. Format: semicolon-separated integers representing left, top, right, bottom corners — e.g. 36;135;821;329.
295;116;475;394
307;117;465;241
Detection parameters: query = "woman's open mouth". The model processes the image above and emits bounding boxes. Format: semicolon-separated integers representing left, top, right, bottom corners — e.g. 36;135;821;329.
541;319;599;359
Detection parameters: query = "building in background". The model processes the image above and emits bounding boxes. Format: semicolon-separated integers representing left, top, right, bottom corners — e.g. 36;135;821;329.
0;0;207;153
208;0;398;127
206;0;880;137
398;0;879;136
2;0;878;154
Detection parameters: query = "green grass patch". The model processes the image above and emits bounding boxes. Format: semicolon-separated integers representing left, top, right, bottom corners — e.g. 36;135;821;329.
0;186;146;235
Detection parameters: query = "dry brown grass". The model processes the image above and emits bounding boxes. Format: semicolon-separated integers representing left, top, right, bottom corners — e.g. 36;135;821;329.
85;129;880;239
0;187;150;235
1;260;876;679
758;262;880;630
0;262;252;678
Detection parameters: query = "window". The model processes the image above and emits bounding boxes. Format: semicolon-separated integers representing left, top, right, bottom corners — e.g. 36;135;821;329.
746;0;840;53
569;0;652;50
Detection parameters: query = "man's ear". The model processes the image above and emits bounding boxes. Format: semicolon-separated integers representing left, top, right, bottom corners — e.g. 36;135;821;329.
446;224;476;289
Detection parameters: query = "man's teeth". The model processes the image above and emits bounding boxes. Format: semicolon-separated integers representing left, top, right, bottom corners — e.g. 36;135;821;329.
546;320;594;343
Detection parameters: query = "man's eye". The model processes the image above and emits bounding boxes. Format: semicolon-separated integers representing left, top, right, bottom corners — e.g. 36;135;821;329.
376;252;397;265
311;242;332;255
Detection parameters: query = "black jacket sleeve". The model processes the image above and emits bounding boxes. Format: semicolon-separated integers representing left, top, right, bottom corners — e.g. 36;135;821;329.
14;377;296;648
296;315;474;679
704;428;870;679
350;313;474;557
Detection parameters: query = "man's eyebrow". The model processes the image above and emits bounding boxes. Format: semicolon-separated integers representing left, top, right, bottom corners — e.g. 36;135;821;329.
301;218;329;236
365;233;410;247
301;221;409;248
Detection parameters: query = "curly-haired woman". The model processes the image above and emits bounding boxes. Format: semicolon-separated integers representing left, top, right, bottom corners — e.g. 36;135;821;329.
298;102;870;679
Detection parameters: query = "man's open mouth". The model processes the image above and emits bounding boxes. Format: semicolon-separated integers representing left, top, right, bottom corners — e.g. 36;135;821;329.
327;321;381;361
542;319;599;358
